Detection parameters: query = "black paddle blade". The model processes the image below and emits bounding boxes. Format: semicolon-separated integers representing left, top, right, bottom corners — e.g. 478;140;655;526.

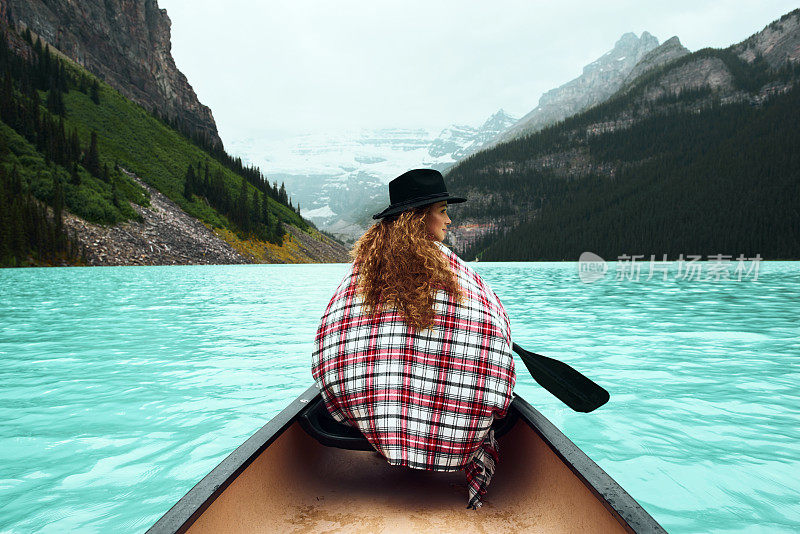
512;343;610;413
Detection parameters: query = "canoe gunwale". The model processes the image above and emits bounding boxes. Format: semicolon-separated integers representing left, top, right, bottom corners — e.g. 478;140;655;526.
510;395;666;533
146;385;321;534
147;385;665;534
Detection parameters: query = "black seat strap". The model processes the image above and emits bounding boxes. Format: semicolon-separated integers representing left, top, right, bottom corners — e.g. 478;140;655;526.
299;397;519;451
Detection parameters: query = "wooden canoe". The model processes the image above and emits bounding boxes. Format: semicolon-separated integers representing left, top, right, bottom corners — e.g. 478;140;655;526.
147;385;665;533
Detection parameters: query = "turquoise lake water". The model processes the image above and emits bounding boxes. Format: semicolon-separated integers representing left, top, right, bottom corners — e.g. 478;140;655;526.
1;261;798;533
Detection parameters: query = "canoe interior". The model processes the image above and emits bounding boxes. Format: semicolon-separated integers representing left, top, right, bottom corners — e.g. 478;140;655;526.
184;418;629;533
148;386;665;533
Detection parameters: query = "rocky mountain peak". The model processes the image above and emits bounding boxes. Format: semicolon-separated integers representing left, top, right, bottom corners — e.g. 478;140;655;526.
498;31;660;142
583;31;660;76
479;109;517;132
638;31;659;49
614;30;658;52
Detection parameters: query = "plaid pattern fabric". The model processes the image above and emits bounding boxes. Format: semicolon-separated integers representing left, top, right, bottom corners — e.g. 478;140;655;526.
311;241;516;508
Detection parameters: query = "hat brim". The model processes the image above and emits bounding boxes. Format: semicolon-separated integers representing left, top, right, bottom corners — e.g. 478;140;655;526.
372;194;466;220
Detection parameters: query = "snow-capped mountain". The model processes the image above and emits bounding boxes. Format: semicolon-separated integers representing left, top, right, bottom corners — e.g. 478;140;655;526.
227;110;516;242
428;109;517;159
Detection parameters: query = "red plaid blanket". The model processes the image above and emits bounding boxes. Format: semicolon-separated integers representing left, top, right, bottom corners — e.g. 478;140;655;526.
311;242;516;508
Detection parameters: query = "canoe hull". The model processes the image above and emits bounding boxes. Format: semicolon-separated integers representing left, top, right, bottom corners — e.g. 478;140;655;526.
148;386;665;533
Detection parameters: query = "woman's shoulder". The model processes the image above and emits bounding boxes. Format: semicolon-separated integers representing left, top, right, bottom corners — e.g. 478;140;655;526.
436;241;477;276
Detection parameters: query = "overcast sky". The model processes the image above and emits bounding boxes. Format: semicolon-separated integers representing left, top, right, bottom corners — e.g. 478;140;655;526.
157;0;798;143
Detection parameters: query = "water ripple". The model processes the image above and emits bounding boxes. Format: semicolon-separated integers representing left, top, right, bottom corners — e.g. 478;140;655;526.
0;261;798;532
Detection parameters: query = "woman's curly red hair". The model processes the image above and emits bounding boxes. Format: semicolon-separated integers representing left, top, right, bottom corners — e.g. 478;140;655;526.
350;206;463;331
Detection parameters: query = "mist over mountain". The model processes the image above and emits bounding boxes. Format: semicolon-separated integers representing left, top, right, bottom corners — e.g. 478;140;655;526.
228;110;517;243
228;31;673;244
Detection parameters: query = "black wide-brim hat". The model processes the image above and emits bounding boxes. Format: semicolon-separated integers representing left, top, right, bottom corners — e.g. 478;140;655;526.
372;168;466;219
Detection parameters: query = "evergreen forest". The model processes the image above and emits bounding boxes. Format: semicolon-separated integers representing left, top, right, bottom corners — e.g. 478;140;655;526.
450;47;800;261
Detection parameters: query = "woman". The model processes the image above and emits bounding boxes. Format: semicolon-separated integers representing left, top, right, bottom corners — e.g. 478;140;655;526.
312;168;516;509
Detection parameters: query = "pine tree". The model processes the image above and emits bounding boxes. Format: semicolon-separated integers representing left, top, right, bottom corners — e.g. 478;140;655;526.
264;210;279;244
261;193;270;228
57;63;68;93
41;45;51;88
68;129;80;162
252;189;261;226
183;163;196;198
84;130;100;178
236;178;250;233
69;162;80;186
203;162;210;197
52;172;64;242
111;176;119;207
46;84;65;116
90;80;100;104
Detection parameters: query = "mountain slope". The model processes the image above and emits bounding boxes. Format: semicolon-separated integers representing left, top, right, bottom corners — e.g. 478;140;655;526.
620;36;690;89
466;85;800;261
2;0;221;147
445;9;800;260
0;23;348;266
